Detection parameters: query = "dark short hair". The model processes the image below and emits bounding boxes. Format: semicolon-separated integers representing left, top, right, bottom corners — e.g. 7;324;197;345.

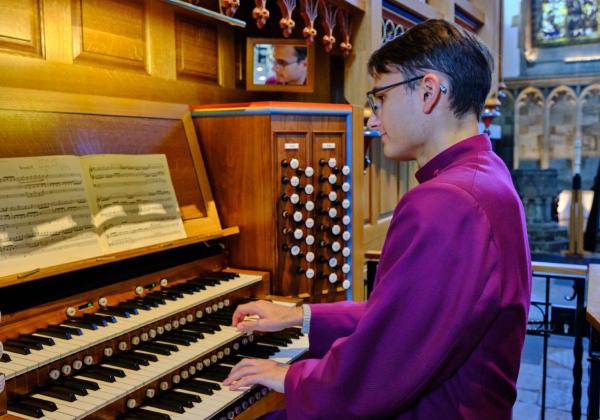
367;19;494;119
293;46;308;62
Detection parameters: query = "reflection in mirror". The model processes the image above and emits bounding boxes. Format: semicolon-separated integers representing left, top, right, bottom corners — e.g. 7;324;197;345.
246;38;314;92
253;44;308;85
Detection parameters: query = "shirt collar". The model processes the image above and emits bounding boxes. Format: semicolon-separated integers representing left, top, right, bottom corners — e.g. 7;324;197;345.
415;134;492;184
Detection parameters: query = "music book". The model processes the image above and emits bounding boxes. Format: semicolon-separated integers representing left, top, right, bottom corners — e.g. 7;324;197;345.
0;154;187;277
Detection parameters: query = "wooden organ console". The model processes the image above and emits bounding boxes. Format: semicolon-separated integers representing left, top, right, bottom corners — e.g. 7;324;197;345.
192;102;355;302
0;91;341;419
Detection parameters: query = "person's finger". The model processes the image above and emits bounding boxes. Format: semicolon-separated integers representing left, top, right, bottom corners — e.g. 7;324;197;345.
231;303;255;327
226;358;260;378
235;318;262;333
231;301;265;326
229;374;263;390
223;365;261;385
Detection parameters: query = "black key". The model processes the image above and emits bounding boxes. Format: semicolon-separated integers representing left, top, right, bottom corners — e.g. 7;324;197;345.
106;358;140;370
170;390;201;403
134;298;159;308
92;365;126;378
121;300;152;311
8;401;44;418
192;378;221;390
198;318;224;327
146;400;185;414
9;338;43;351
156;292;180;301
186;280;208;290
98;307;131;318
35;328;72;340
195;370;228;382
4;341;31;355
129;408;172;419
184;324;217;334
62;377;100;391
157;336;190;346
141;341;178;352
63;319;98;330
38;388;76;402
256;336;290;347
141;294;167;305
77;315;107;327
167;285;196;295
136;344;171;356
19;395;57;411
0;353;11;362
78;370;115;383
131;351;158;362
221;355;244;365
159;393;194;408
177;381;214;395
22;334;55;346
114;304;140;315
83;313;117;324
47;325;83;336
118;353;150;366
53;384;87;396
170;331;200;342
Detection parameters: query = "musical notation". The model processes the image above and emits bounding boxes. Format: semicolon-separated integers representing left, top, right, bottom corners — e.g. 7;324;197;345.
80;154;186;253
0;156;102;277
0;154;186;278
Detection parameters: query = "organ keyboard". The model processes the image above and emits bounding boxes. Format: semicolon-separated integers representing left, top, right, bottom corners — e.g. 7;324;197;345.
1;257;308;419
0;90;313;420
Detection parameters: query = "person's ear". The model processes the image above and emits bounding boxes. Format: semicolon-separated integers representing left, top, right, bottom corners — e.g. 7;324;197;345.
421;74;444;114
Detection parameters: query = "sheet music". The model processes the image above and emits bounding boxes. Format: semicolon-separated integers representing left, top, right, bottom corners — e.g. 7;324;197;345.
0;156;102;277
80;154;186;253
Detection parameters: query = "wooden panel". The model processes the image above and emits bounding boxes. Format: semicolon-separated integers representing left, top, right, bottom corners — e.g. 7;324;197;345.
588;264;600;331
175;13;218;82
0;0;42;57
194;115;277;276
276;132;310;296
72;0;146;70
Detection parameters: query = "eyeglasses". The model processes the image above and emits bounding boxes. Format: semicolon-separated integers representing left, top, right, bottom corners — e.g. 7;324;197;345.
366;76;424;116
270;58;299;68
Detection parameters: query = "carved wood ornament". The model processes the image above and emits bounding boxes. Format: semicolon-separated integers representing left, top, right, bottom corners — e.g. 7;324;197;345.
221;0;241;17
337;9;352;56
252;0;270;28
319;0;338;53
300;0;319;43
277;0;297;37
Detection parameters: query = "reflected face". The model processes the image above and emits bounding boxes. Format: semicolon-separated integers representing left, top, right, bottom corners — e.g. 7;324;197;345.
272;45;307;85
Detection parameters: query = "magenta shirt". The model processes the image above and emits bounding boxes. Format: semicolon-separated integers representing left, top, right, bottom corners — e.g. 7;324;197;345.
281;134;532;419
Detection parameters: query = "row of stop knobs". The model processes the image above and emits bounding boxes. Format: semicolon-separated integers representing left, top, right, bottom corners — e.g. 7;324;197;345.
280;157;351;289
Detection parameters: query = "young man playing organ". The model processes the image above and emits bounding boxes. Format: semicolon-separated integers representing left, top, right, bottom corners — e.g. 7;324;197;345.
224;19;532;419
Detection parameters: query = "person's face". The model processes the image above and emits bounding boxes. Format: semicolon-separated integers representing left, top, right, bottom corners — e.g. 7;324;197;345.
272;46;307;85
367;72;425;160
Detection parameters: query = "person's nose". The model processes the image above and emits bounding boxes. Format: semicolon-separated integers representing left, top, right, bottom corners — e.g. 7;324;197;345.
367;113;381;131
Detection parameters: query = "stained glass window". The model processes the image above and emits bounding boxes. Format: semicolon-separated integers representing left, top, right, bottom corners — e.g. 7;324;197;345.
533;0;600;46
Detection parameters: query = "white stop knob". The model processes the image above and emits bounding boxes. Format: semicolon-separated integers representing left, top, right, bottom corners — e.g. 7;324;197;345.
146;388;156;398
290;158;300;169
98;296;108;306
305;218;314;228
328;208;338;218
328;191;338;201
160;278;168;287
328;174;337;184
66;307;76;317
290;176;300;187
328;257;338;268
290;245;301;256
331;241;341;252
61;365;72;376
293;229;303;240
306;269;315;279
104;347;113;357
293;211;303;222
127;399;136;409
305;235;315;246
342;279;351;289
305;200;315;211
342;263;351;273
329;273;338;283
160;381;169;391
49;369;60;380
83;355;94;365
304;184;314;194
72;360;83;370
135;286;144;296
342;199;350;209
342;182;351;192
342;215;351;225
331;225;341;235
342;247;351;257
328;158;337;168
342;165;351;176
342;231;351;241
290;193;300;204
305;166;314;177
306;252;315;262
